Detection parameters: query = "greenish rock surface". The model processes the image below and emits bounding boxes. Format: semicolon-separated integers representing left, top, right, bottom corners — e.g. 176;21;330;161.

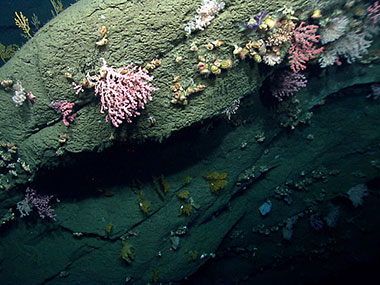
1;80;379;284
0;0;312;179
0;0;380;284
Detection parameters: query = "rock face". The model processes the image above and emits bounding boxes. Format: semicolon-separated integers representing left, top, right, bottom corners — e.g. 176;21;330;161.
0;0;380;284
0;0;315;178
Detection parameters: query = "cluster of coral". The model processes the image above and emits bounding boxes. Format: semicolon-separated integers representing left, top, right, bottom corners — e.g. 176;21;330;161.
233;9;323;73
170;76;206;105
184;0;226;34
0;142;31;190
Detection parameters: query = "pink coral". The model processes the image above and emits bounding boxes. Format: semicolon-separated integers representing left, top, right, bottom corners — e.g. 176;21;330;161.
89;60;158;127
72;82;84;95
288;22;324;72
367;1;380;25
271;70;307;101
50;100;76;126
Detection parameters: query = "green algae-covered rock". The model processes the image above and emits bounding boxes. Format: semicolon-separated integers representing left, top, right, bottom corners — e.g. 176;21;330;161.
0;1;380;284
0;0;313;179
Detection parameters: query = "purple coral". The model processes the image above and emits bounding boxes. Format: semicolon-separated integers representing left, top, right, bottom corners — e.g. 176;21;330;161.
271;70;308;101
246;11;268;30
17;187;57;221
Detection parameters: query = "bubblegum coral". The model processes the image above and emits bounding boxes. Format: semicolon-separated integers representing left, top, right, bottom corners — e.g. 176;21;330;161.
89;59;159;127
50;100;76;126
288;22;324;72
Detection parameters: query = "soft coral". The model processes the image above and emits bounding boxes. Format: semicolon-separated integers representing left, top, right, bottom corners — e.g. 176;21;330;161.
288;22;324;72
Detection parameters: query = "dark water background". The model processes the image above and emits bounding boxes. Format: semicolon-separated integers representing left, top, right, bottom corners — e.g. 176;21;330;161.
0;0;77;67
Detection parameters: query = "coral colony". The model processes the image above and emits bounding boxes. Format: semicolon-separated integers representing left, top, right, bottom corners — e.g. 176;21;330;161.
347;184;368;208
288;22;324;72
86;59;158;127
319;16;349;45
11;80;35;105
367;1;380;25
6;1;377;127
50;100;76;126
246;11;268;30
16;187;57;221
12;80;27;106
184;0;225;34
271;71;308;101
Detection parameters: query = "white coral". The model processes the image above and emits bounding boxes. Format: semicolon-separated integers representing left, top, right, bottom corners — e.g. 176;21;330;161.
319;30;372;68
185;0;225;34
347;184;368;207
282;215;299;240
12;80;26;106
324;204;339;227
263;53;283;66
320;16;349;44
16;198;33;217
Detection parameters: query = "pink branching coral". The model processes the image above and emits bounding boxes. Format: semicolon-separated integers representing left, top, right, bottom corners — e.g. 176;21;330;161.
50;100;76;126
288;22;324;72
367;1;380;25
88;59;158;127
271;70;307;101
72;81;84;95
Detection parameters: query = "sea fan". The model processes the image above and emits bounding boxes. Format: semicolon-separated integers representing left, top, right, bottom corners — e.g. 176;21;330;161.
319;16;349;44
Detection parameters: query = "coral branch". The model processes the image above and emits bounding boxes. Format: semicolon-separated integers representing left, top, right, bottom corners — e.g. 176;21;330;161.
271;70;307;101
50;100;76;126
288;22;324;72
367;1;380;25
89;59;158;127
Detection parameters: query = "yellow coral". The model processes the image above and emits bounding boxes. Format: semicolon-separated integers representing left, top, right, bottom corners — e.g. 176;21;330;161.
137;191;151;214
203;171;228;193
177;190;190;199
0;43;19;63
188;250;199;262
153;175;170;200
14;12;32;39
220;59;233;69
50;0;63;17
263;16;277;29
105;222;113;235
181;176;192;186
211;65;221;75
179;203;193;216
210;179;228;192
153;268;159;283
311;9;322;19
204;171;225;180
120;241;134;264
